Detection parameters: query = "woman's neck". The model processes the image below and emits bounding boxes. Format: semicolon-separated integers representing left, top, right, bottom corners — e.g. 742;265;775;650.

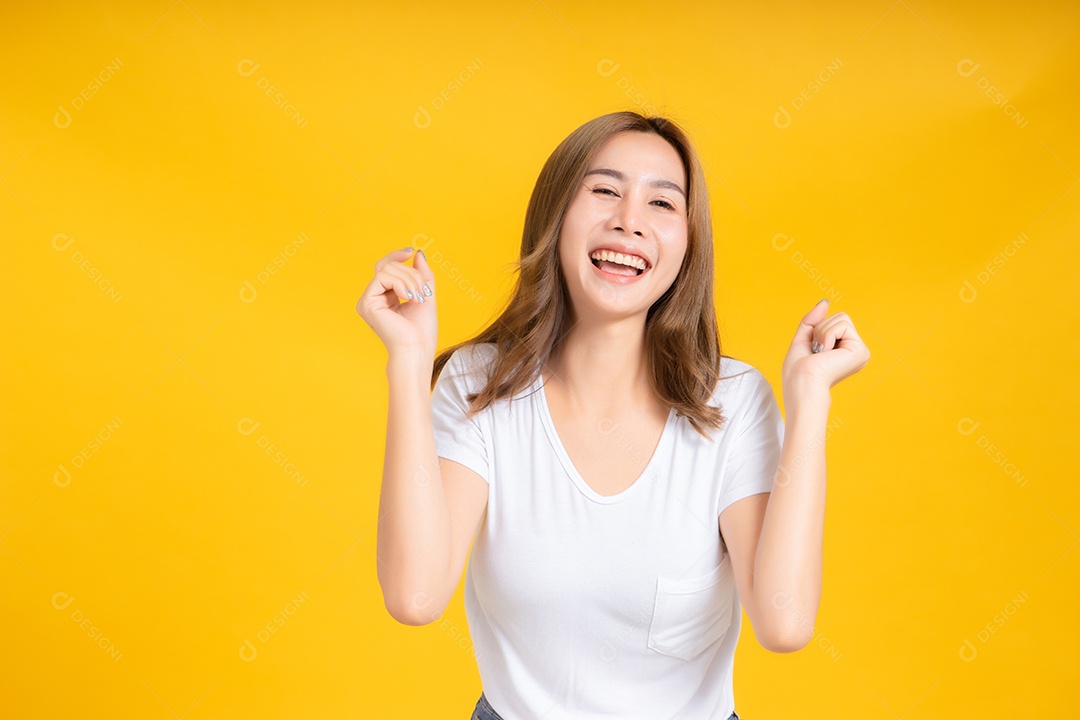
544;318;653;414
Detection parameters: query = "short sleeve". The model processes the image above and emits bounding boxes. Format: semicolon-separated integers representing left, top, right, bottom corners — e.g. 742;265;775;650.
716;370;785;517
430;348;490;484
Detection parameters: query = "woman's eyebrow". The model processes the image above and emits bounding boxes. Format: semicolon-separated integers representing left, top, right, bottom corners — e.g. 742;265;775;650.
584;167;686;199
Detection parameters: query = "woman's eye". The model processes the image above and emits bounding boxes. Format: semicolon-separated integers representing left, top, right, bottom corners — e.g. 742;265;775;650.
591;187;676;211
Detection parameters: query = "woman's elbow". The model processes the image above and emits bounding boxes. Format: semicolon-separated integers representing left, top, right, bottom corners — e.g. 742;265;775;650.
382;587;446;626
756;626;812;653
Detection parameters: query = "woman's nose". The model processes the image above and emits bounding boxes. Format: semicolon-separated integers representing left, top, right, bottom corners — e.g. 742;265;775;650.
612;196;645;236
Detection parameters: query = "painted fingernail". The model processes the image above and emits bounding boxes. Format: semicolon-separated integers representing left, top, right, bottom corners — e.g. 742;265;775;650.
812;339;822;353
406;289;414;300
422;284;432;296
418;292;425;303
402;246;414;252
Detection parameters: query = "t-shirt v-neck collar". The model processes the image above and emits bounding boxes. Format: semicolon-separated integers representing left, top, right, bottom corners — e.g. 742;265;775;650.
533;373;677;504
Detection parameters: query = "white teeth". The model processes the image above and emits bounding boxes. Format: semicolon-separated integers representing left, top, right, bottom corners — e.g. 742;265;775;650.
589;249;647;271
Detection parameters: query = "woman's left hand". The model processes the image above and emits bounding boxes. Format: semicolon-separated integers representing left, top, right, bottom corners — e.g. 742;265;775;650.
781;299;871;395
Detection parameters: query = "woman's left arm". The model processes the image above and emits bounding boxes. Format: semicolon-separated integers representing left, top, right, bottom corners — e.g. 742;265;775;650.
721;298;870;652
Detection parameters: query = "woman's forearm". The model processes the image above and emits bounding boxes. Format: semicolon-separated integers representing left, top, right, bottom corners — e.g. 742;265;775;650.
752;382;832;649
377;351;452;624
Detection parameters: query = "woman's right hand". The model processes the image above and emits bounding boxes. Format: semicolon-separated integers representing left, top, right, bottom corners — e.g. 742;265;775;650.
357;247;437;360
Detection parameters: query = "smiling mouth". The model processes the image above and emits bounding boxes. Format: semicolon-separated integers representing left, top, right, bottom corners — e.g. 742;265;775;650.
591;257;644;276
589;247;652;277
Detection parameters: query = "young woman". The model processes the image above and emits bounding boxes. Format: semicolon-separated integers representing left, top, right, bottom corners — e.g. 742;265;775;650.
357;111;870;719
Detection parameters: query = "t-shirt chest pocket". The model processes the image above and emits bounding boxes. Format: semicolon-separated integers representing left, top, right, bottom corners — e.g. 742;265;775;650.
646;554;735;661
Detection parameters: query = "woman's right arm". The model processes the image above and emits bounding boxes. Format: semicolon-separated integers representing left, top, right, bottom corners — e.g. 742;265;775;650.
357;248;488;625
382;352;490;625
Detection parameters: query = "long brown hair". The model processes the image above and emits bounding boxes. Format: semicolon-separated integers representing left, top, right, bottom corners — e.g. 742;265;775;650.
432;110;744;440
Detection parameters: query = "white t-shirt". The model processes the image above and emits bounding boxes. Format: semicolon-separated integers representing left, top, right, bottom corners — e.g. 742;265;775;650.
431;342;784;720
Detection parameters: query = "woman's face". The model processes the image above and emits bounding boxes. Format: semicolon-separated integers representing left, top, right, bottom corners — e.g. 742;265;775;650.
558;130;689;322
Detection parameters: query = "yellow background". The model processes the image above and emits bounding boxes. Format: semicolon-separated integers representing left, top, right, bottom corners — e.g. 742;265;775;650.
2;0;1077;717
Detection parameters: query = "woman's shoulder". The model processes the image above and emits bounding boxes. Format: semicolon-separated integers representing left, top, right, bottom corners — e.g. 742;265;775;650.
440;342;499;392
710;355;773;406
447;342;498;373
